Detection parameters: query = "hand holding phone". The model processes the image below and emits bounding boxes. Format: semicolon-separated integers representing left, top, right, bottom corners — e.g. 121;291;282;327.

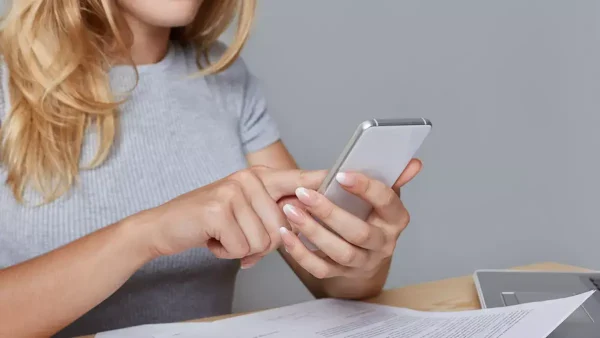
279;118;429;281
318;118;431;220
297;118;431;250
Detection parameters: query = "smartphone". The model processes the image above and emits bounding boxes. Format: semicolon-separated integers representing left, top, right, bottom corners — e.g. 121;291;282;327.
300;118;432;250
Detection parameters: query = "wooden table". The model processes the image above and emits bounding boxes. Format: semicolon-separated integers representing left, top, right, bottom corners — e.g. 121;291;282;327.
88;262;588;336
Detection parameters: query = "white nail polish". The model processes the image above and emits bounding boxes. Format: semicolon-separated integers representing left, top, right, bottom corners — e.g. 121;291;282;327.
335;172;353;186
241;261;256;269
295;187;310;199
283;204;301;218
279;227;293;252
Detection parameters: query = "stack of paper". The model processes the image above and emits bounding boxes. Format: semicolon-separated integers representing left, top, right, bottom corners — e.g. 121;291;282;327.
96;290;594;338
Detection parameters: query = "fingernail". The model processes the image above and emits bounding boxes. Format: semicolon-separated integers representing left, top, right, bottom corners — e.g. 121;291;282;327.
295;187;314;205
240;255;261;269
283;204;303;222
279;227;294;247
335;172;356;186
241;260;257;269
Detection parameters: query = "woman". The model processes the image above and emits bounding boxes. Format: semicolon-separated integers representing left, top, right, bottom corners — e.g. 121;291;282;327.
0;0;422;337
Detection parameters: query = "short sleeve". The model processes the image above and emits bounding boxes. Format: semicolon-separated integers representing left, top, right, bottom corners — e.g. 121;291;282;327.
202;42;281;154
238;72;280;154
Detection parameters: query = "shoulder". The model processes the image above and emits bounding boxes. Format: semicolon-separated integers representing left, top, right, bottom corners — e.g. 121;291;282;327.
178;42;280;153
184;41;263;110
179;40;254;86
211;43;253;93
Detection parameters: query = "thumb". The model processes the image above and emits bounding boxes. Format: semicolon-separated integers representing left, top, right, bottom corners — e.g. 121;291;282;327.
260;168;328;200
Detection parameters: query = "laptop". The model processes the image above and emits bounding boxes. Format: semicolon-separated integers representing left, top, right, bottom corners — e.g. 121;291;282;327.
474;270;600;337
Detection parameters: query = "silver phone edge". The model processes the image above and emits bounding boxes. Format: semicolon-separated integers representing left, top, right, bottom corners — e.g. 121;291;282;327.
317;118;432;194
375;117;433;128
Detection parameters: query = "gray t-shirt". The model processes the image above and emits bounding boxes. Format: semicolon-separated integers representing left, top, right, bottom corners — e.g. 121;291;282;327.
0;42;280;337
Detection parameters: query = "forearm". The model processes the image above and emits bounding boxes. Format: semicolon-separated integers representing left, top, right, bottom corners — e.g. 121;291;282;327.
0;212;155;337
279;248;391;299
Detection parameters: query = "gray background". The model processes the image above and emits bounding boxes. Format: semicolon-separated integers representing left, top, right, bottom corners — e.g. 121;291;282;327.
230;0;600;313
1;0;598;314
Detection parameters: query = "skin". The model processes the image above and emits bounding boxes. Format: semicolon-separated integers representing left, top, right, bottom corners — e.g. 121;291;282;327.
247;143;422;299
0;1;422;336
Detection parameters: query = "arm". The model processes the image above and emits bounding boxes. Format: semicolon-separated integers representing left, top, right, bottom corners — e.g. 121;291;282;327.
0;213;156;337
246;141;391;299
0;165;327;337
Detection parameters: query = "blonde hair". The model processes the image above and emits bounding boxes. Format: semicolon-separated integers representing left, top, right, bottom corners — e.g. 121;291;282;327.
0;0;256;203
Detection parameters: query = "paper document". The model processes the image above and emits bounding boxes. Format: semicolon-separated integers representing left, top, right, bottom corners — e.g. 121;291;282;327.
95;323;211;338
97;290;594;338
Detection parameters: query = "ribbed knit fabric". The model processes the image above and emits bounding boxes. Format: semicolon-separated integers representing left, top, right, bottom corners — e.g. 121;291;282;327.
0;42;280;338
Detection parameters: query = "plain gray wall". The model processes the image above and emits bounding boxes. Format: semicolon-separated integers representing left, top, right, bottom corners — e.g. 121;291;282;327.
231;0;600;313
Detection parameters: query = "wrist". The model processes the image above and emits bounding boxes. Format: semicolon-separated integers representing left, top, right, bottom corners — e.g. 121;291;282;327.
321;258;391;299
116;209;164;263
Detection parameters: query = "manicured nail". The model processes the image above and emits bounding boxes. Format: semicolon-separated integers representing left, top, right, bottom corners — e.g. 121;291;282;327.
240;254;261;269
283;204;303;222
295;187;314;205
241;260;257;269
279;227;294;247
336;172;356;186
